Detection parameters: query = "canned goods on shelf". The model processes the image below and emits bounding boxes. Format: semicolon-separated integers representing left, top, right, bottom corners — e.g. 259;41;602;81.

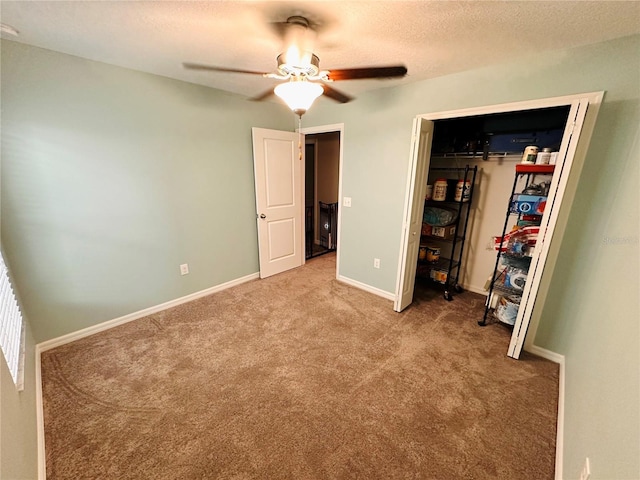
521;146;539;164
454;180;471;202
535;147;553;165
425;184;433;200
433;179;448;201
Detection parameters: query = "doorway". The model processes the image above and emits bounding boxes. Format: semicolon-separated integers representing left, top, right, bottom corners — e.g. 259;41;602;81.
299;124;344;278
304;133;340;259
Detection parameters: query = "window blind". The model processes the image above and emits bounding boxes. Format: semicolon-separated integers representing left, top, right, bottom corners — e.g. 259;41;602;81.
0;252;24;388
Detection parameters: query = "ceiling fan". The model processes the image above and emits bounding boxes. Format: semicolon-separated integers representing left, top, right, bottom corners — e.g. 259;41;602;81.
183;15;407;116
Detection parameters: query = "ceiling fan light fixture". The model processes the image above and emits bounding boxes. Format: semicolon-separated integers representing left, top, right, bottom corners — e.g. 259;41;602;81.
274;79;324;116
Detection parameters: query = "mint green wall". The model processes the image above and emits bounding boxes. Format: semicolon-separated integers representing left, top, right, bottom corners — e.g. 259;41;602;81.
533;54;639;479
1;41;291;343
310;98;413;290
306;35;640;480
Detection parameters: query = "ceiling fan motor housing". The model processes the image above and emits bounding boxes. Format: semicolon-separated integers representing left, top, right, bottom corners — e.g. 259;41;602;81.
277;53;320;77
277;15;321;77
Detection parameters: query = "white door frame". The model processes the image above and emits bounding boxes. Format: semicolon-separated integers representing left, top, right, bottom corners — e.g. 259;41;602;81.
304;138;320;245
397;92;603;354
299;123;345;279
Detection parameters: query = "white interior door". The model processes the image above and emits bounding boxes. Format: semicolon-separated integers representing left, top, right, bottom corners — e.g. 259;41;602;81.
252;127;304;279
507;99;591;358
394;118;434;311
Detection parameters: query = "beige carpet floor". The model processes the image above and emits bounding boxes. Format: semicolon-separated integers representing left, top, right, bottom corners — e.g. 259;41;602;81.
41;253;559;479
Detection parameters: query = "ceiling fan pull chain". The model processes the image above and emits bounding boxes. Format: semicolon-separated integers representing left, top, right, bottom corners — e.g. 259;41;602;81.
298;115;303;161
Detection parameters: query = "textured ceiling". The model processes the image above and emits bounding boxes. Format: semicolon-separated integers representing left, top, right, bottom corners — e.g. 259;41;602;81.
1;1;639;101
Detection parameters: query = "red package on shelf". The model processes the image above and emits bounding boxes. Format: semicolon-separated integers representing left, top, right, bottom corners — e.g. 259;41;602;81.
515;164;555;174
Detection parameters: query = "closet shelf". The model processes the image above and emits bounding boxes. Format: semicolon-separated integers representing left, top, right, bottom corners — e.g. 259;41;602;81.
500;254;533;269
492;284;525;298
515;164;555;174
421;234;466;244
431;152;522;160
417;257;460;270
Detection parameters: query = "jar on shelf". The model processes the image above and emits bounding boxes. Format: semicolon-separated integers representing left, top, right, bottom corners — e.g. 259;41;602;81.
426;246;440;263
454;179;471;202
535;147;553;165
419;243;428;261
433;179;448;201
425;184;433;200
521;146;538;164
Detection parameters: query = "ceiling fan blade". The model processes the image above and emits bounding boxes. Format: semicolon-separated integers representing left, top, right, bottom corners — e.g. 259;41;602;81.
326;65;407;81
250;88;276;102
183;62;269;76
321;84;353;104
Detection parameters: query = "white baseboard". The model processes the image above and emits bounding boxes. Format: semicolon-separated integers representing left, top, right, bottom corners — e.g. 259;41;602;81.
34;345;46;480
527;344;564;364
460;283;487;296
37;272;259;353
34;271;260;478
467;285;565;479
337;275;396;301
528;344;565;480
333;279;484;303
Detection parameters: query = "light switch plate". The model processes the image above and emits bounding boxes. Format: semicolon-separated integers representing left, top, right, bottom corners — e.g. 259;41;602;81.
343;197;352;207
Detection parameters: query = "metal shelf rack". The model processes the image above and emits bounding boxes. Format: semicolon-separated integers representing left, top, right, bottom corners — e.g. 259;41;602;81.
417;165;478;301
479;164;555;325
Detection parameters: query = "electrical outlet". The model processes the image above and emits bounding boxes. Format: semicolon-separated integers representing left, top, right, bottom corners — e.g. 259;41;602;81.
343;197;352;207
180;263;189;275
579;457;591;480
373;258;380;269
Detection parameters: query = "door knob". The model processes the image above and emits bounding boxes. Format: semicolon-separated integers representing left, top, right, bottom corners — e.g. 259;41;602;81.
412;231;417;236
259;214;266;219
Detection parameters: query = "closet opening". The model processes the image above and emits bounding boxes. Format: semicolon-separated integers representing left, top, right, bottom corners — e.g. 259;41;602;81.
396;92;603;359
419;105;572;301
